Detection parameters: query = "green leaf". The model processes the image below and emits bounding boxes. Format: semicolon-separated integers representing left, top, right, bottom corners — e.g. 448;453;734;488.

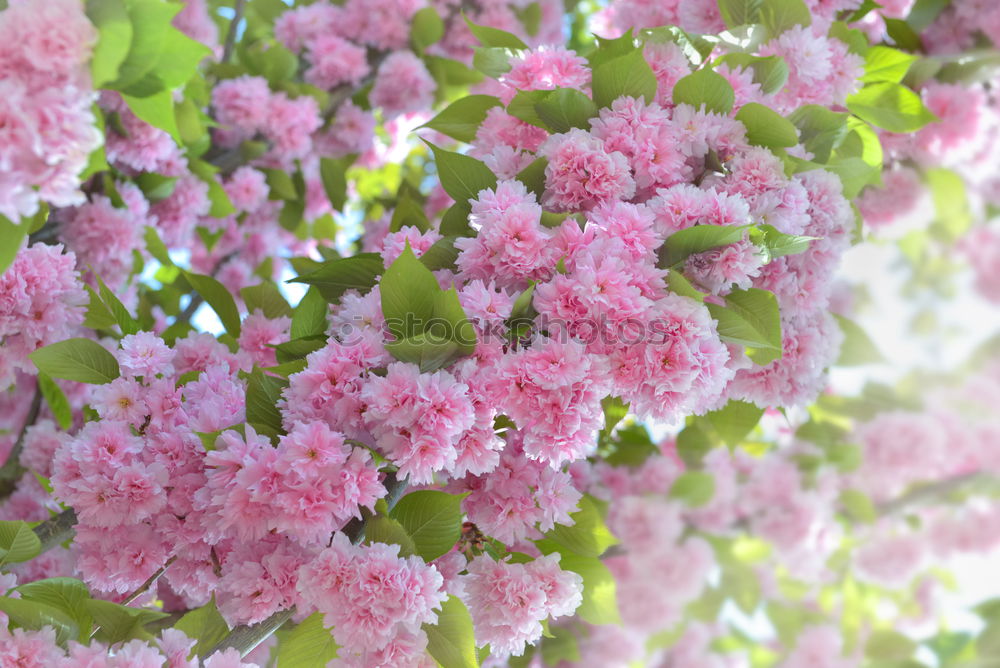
424;596;479;668
380;244;441;340
82;284;118;331
390;194;431;234
86;0;134;87
275;337;326;364
121;90;180;144
426;142;498;205
659;224;747;269
365;515;418;556
464;14;529;49
241;282;293;319
824;156;882;199
0;521;42;565
600;396;629;438
862;46;917;83
749;223;815;262
184;271;242;337
925;167;971;241
289;253;384;304
705;400;764;447
717;0;763;27
537;543;620;626
535;88;599;133
0;596;79;644
16;578;93;641
847;82;937;133
735;103;798;148
277;612;338;667
866;630;916;660
840;488;877;523
95;274;141;335
788;105;849;164
884;18;921;51
420;236;460;272
246;368;287;438
672;68;735;114
834;314;883;366
515;157;548;202
545;495;618;558
173;599;230;656
666;269;706;302
668;471;716;507
751;55;789;94
907;0;950;31
85;598;168;644
385;332;463;373
0;215;27;276
319;157;351;211
390;490;464;562
38;372;72;431
29;338;120;384
110;0;211;96
188;160;236;218
143;225;173;265
759;0;811;38
440;201;473;237
472;46;518;79
591;48;658;109
290;287;328;339
706;288;783;364
422;95;502;143
411;7;445;53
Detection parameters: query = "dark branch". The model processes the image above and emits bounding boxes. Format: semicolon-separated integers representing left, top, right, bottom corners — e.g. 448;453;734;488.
0;386;43;499
222;0;246;65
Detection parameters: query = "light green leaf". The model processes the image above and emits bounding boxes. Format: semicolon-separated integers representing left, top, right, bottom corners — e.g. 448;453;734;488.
0;215;27;275
365;515;418;556
85;598;168;644
535;88;599;133
866;630;916;660
545;495;618;558
537;543;621;626
95;273;141;336
319;157;351;211
472;46;518;79
735;103;798;148
666;269;706;302
188;160;236;218
420;236;460;272
121;90;180;144
672;68;735;114
840;489;877;523
464;15;529;49
669;471;716;507
380;244;441;341
38;372;73;431
426;142;498;205
706;288;783;364
390;490;464;562
174;599;231;657
29;338;120;384
277;612;339;667
591;48;657;109
0;521;42;565
289;253;383;304
86;0;134;87
834;314;883;366
749;223;815;262
717;0;763;27
705;400;764;447
184;271;241;337
143;225;173;265
422;95;502;143
0;596;79;644
424;596;479;668
16;578;93;641
788;105;850;164
384;332;462;372
759;0;811;39
847;82;938;133
862;46;917;83
411;7;445;53
659;224;747;269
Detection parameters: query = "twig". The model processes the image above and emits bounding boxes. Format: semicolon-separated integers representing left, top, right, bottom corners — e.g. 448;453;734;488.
877;472;993;516
33;508;78;553
222;0;246;65
121;555;178;605
0;387;43;499
200;472;409;659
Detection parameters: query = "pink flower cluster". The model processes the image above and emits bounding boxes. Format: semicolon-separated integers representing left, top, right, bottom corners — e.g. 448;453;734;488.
462;552;582;657
0;244;87;388
297;533;447;666
0;0;101;220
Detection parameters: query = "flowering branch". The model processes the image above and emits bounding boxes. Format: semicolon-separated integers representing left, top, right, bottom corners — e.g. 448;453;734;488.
0;386;42;499
221;0;246;64
121;555;178;605
200;472;408;658
877;472;995;516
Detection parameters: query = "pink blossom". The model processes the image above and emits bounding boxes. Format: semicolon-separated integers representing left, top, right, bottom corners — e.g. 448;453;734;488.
223;167;269;214
540;129;636;212
370;51;437;119
306;34;370;89
237;310;291;369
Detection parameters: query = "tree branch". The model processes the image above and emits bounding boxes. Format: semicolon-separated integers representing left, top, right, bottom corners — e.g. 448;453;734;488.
122;555;178;605
222;0;246;65
0;386;43;499
200;472;409;659
877;472;994;516
33;508;78;553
